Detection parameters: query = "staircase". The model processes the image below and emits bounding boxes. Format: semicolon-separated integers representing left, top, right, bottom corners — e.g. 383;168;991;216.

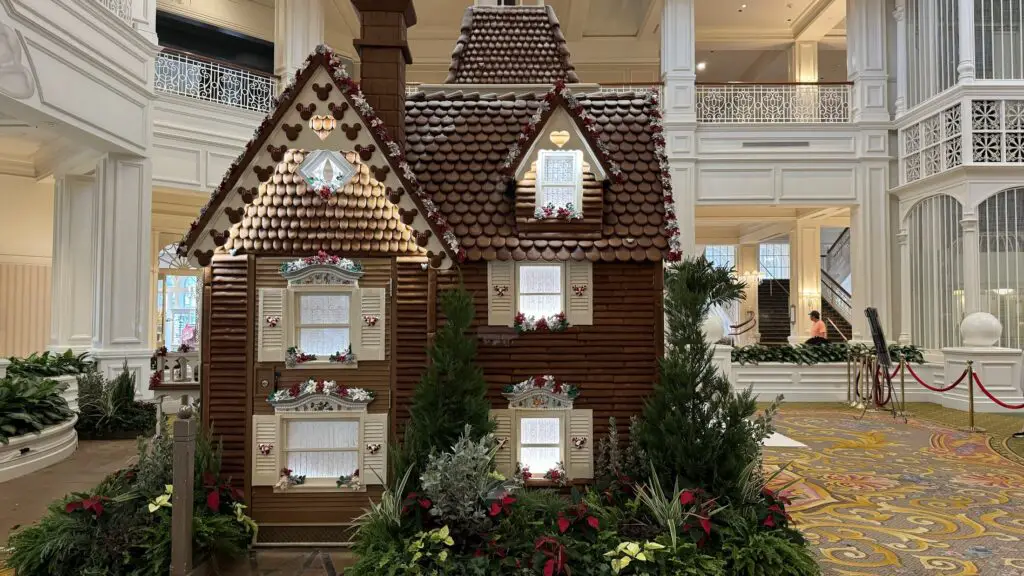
821;298;852;340
757;279;791;345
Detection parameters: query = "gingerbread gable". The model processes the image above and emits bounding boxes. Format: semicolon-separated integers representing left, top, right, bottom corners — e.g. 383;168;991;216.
179;46;460;269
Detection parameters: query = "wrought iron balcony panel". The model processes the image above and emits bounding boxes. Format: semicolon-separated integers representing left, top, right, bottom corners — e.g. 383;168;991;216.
155;49;276;114
696;83;851;124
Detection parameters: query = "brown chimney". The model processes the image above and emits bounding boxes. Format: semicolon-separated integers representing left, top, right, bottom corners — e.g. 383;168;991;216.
351;0;415;149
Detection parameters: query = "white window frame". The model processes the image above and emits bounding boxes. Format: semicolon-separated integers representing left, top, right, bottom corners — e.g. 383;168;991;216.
515;262;566;318
277;412;364;491
285;285;359;368
536;149;583;211
515;409;567;479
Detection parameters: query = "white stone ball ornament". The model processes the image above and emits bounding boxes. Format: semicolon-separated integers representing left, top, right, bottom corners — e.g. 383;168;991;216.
959;312;1002;347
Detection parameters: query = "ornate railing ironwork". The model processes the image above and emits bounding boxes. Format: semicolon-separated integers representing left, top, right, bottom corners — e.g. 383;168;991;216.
823;227;851;280
155;48;276;113
696;83;851;123
96;0;133;25
821;270;853;323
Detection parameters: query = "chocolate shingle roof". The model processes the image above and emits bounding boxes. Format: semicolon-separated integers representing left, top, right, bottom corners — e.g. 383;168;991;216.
226;150;424;256
405;89;671;262
445;6;580;85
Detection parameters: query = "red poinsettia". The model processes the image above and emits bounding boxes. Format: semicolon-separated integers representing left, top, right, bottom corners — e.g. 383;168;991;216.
488;493;517;517
288;384;302;398
533;536;570;576
66;495;109;518
314;380;326;394
535;317;550;332
202;472;244;512
401;491;432;515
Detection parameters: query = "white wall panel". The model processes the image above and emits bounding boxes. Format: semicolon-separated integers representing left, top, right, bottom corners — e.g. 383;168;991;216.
779;167;857;201
0;262;51;357
697;167;774;201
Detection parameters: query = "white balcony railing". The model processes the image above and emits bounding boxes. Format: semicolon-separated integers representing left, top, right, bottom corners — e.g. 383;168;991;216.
95;0;133;25
696;83;851;123
155;48;276;113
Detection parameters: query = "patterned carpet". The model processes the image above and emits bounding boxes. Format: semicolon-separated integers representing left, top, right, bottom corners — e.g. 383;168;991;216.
765;407;1024;576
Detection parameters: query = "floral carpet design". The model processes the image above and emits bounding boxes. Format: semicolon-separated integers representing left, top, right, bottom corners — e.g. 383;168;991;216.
765;408;1024;576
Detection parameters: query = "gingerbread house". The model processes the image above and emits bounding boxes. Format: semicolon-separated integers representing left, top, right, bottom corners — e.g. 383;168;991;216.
178;0;678;541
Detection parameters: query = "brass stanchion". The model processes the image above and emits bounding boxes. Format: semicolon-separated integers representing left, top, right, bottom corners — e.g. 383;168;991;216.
855;353;867;410
899;353;911;417
846;350;852;404
960;359;986;433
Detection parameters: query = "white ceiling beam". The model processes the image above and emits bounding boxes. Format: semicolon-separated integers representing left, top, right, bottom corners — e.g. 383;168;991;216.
639;0;663;40
565;0;591;42
791;0;846;42
329;0;361;40
739;222;794;245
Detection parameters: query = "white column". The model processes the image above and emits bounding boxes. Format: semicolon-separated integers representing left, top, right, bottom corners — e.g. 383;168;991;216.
896;229;912;344
50;175;99;353
788;223;821;343
661;0;697;124
131;0;159;44
961;214;981;314
849;161;892;341
669;162;697;257
893;0;908;116
847;0;890;123
957;0;976;82
789;41;819;82
91;154;154;390
275;0;325;88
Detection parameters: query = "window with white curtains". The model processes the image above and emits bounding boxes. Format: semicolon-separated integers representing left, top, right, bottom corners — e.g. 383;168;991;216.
974;0;1024;80
759;243;791;280
908;195;965;349
284;418;360;479
518;415;563;473
907;0;960;108
295;293;351;356
978;187;1024;349
517;264;564;318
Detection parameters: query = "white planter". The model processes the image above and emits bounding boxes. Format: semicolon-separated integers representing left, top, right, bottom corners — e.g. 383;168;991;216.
53;374;79;411
0;358;8;377
732;362;938;404
0;415;78;483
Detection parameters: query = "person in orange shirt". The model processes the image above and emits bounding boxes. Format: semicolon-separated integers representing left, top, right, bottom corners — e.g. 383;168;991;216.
806;310;829;345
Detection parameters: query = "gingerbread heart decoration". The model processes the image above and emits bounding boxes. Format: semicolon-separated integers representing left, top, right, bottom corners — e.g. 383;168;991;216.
309;115;336;140
549;130;571;148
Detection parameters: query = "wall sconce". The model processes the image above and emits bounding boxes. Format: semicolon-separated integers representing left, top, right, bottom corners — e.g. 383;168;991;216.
801;290;820;311
741;270;763;285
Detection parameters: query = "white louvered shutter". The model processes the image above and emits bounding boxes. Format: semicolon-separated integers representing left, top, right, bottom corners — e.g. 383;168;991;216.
488;261;515;326
491;408;515;477
567;409;594;480
252;415;279;486
362;413;389;486
566;260;593;325
258;288;287;362
357;287;387;360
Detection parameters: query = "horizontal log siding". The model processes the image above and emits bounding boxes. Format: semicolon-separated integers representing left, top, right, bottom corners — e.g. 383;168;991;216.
203;255;251;479
249;257;395;524
431;261;660;440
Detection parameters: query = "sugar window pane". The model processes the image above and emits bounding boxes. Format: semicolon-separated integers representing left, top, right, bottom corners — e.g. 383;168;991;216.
542;154;578;186
287;451;358;479
519;266;561;294
520;418;560;444
286;420;359;450
542;186;576;208
298;327;350;355
520;447;560;473
299;294;350;325
519;295;562;318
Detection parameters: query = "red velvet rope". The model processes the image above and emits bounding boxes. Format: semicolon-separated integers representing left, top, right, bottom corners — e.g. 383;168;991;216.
873;368;892;407
972;372;1024;410
906;364;968;392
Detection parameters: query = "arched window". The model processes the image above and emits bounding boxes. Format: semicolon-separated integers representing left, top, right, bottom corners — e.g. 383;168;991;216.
978;187;1024;349
157;243;200;349
908;195;964;349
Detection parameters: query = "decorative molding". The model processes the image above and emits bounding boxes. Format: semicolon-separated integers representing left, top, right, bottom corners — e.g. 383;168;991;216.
502;375;579;409
0;24;35;100
279;252;364;285
267;378;375;412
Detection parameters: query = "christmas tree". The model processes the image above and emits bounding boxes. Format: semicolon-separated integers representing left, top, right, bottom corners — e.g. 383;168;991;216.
637;256;779;501
399;285;494;487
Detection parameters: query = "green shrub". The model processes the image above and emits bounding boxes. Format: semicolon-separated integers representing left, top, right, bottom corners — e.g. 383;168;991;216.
5;426;256;576
420;426;518;538
731;342;925;365
76;362;156;438
0;376;75;443
6;349;94;378
399;286;494;487
636;257;779;502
